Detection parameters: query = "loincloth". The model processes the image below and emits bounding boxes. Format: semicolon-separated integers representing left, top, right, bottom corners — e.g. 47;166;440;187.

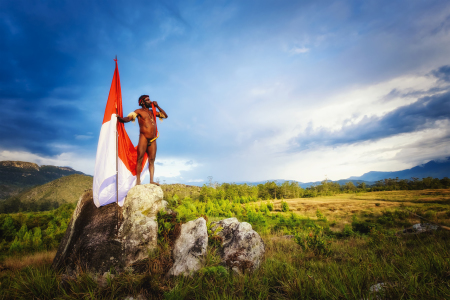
145;133;159;147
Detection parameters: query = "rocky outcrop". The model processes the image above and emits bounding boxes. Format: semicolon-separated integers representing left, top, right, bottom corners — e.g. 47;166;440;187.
0;161;40;170
211;217;265;274
402;223;439;234
119;185;167;265
52;184;168;275
167;217;208;276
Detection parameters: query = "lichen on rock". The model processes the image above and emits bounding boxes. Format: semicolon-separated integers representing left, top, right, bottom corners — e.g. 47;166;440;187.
211;217;265;274
52;184;168;275
167;217;208;277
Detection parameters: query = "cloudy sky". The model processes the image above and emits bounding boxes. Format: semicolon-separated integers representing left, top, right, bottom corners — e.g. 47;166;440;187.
1;0;450;184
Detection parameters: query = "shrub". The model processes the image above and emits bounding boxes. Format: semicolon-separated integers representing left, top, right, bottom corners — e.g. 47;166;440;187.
294;226;331;256
316;209;327;222
199;266;228;278
352;219;377;234
207;222;223;248
342;224;354;237
281;201;289;212
267;202;274;211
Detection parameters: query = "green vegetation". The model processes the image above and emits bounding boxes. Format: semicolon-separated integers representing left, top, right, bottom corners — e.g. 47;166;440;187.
0;161;85;200
1;183;450;298
0;174;92;213
162;176;450;205
0;203;75;257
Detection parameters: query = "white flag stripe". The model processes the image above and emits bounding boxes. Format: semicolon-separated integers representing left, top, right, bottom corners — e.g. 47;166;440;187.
93;114;148;207
93;115;117;207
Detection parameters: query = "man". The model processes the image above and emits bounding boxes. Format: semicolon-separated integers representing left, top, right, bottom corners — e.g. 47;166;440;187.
117;95;168;185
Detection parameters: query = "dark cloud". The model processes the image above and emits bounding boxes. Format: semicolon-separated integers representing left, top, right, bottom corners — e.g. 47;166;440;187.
431;65;450;83
292;90;450;150
0;0;167;156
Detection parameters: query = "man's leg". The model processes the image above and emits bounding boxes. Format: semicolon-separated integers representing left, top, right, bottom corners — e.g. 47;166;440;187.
136;134;147;185
147;140;159;185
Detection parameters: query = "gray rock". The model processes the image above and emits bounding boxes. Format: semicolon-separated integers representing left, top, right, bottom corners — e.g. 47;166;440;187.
167;217;208;276
369;282;387;293
123;295;147;300
119;184;168;266
402;223;439;234
211;218;265;274
52;184;167;275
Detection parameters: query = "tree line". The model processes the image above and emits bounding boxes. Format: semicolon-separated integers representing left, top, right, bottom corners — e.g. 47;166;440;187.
194;177;450;202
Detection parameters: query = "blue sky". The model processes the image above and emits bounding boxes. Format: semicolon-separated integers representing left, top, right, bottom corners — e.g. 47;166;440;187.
1;0;450;184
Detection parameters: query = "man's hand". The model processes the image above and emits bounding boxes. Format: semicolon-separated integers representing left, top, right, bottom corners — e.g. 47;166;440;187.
152;101;158;107
116;114;127;123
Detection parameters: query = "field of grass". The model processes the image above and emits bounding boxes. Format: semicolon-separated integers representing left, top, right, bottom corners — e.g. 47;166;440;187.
1;190;449;299
266;190;450;231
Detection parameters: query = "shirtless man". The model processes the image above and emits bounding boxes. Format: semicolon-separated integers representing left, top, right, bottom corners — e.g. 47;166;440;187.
117;95;168;185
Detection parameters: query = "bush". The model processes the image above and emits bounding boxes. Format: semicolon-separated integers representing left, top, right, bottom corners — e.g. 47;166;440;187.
294;226;331;256
281;201;289;212
342;224;354;237
352;219;377;234
316;209;327;221
267;202;274;211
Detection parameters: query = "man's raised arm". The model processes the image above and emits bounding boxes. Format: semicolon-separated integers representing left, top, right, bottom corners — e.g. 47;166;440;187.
153;101;168;119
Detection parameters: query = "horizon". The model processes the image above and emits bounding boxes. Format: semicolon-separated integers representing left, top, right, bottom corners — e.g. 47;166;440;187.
1;1;450;184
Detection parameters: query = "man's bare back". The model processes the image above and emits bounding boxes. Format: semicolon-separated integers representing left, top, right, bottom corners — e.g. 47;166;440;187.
117;95;168;185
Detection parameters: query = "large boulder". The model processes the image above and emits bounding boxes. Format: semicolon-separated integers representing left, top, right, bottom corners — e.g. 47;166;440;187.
118;184;167;265
52;184;167;275
167;217;208;277
211;217;265;274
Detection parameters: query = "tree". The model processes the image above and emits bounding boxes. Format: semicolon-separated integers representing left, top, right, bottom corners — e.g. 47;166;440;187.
1;215;17;240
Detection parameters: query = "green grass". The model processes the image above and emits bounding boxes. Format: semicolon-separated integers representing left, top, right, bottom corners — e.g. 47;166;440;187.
1;229;449;299
1;189;450;299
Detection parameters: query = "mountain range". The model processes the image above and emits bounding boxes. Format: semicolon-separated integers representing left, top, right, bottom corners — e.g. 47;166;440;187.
347;157;450;182
233;157;450;188
0;157;449;199
0;161;86;200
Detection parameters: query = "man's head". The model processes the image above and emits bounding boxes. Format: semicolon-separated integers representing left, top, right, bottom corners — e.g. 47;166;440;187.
139;95;150;107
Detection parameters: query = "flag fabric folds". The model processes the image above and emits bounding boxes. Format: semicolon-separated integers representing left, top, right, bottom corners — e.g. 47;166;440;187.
93;59;148;207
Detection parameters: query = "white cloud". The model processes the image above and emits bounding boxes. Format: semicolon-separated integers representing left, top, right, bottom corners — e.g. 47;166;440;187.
153;157;200;178
290;46;310;54
187;179;204;183
0;150;95;175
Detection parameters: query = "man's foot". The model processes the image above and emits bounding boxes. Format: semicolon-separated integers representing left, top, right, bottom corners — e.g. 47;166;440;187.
150;181;160;186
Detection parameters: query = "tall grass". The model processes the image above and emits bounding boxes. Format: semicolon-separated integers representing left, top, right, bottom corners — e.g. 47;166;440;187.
1;189;449;299
1;229;449;299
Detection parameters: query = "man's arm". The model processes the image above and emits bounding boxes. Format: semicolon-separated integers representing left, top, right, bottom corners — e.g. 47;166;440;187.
153;101;168;118
117;111;139;123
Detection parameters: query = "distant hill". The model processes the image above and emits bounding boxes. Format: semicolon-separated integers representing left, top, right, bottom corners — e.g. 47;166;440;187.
0;160;85;200
0;174;92;213
348;158;450;182
233;179;374;189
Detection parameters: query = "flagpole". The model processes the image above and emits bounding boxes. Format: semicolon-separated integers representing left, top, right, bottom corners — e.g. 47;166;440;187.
115;56;119;207
115;56;119;235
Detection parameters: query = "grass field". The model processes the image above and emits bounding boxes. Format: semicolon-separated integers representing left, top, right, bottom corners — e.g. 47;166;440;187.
266;190;450;230
1;189;449;299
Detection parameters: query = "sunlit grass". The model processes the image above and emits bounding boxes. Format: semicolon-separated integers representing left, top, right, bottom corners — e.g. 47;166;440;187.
1;250;56;271
1;189;450;299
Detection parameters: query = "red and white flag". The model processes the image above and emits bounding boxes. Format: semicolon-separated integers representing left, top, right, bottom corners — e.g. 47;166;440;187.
93;59;148;207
